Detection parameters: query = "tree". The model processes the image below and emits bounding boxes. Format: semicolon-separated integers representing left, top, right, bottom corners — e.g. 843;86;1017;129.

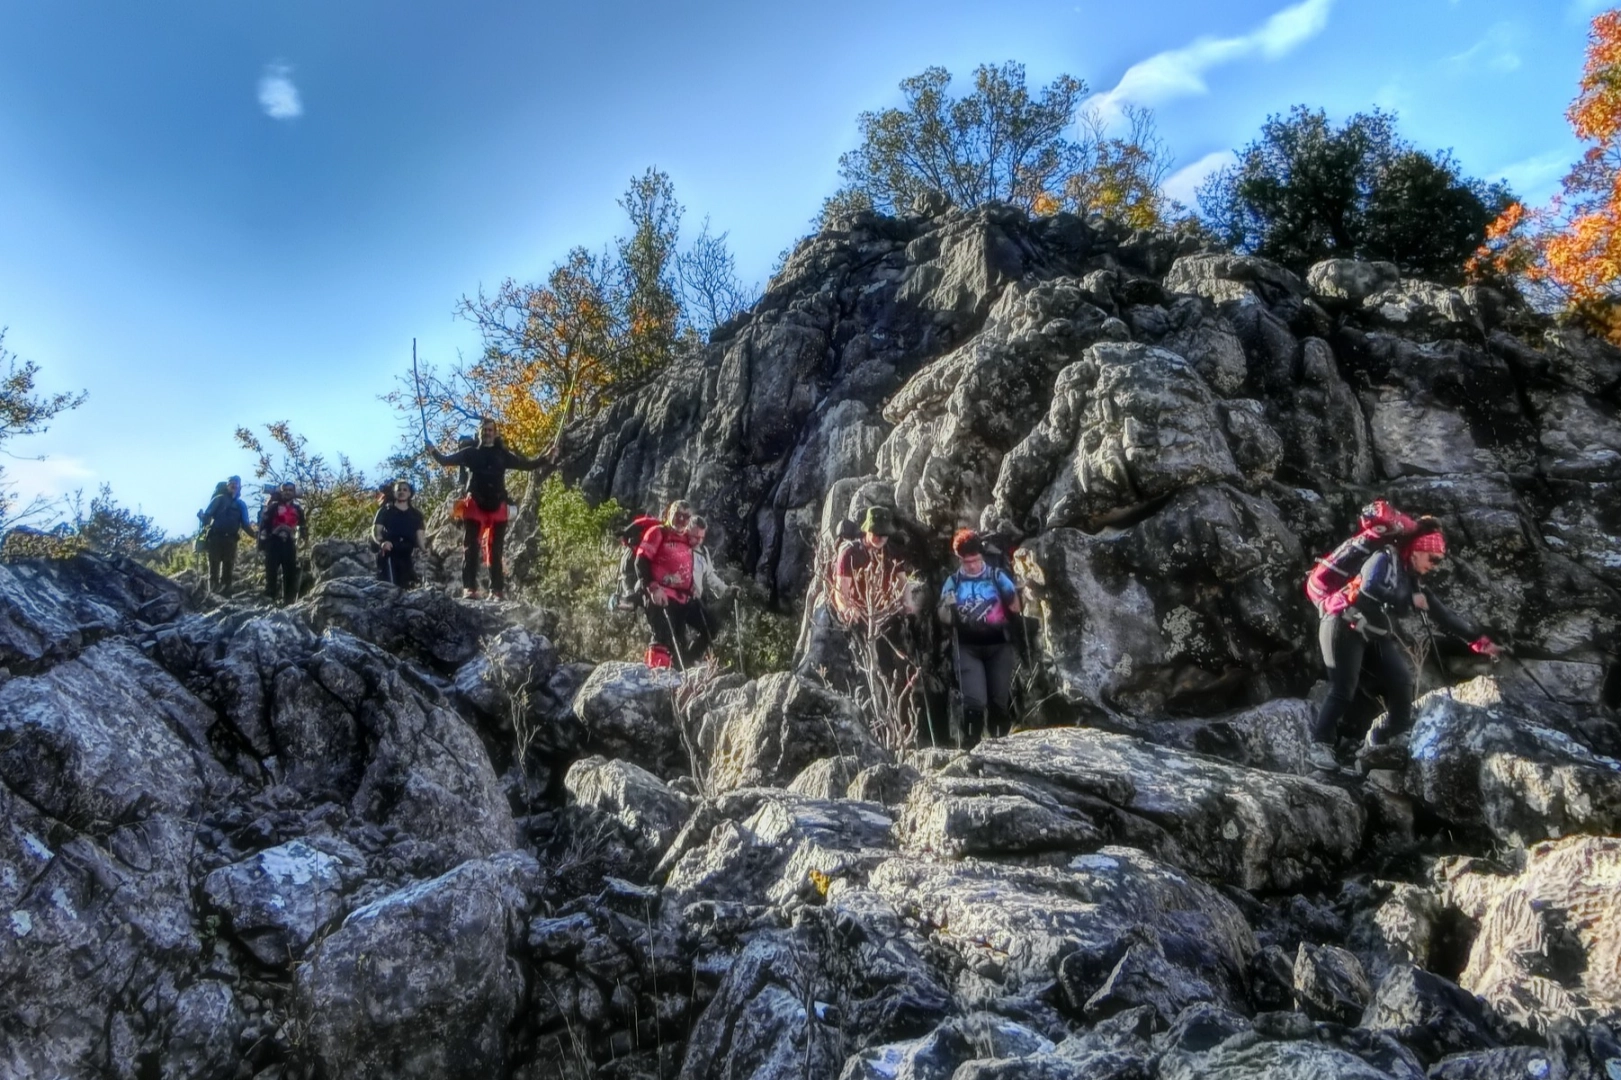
831;62;1089;216
69;484;166;556
1199;106;1509;280
403;169;703;457
1470;10;1621;341
677;217;758;336
1035;105;1180;229
0;328;87;529
235;422;378;541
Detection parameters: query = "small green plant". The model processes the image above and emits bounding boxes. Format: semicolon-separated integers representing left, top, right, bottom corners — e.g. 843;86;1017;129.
529;475;636;662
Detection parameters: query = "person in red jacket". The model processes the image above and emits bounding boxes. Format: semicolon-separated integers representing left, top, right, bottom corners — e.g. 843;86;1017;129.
636;500;709;669
259;482;306;606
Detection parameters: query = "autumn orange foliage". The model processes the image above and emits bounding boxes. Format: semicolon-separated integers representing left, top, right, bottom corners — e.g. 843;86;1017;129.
1471;9;1621;342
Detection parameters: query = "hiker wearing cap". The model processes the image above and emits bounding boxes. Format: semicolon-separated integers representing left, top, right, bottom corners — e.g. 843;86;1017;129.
259;482;306;606
428;418;552;600
374;480;426;588
834;506;917;620
197;476;257;597
637;500;709;668
1314;518;1499;758
939;529;1021;748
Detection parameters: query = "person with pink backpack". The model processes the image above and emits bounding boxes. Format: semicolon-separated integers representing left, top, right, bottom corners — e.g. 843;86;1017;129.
1310;511;1499;766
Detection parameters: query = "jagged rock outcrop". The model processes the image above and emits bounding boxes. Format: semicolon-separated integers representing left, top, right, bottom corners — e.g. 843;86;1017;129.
8;201;1621;1080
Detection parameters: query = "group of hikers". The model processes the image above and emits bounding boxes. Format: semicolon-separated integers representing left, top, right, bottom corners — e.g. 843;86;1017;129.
198;416;1503;767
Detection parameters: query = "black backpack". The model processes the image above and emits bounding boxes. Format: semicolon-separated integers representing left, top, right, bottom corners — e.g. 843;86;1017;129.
207;495;243;536
608;515;663;612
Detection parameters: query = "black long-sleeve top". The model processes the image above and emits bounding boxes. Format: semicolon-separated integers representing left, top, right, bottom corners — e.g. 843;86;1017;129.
430;443;550;512
1351;548;1480;640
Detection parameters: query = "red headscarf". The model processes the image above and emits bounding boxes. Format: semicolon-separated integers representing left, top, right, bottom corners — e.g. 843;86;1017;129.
1402;530;1446;558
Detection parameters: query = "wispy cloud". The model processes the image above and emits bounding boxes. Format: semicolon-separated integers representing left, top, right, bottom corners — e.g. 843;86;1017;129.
1161;150;1236;210
1089;0;1334;120
1493;149;1573;202
257;63;302;120
4;455;95;499
1447;23;1522;74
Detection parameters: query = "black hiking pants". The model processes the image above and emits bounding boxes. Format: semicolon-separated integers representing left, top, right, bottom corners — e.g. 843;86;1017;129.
378;545;414;587
461;520;509;593
647;596;711;669
956;638;1016;748
264;536;300;605
1315;613;1414;745
206;532;239;595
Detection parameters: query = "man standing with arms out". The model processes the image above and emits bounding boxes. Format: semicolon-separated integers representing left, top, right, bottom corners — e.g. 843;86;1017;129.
428;418;552;600
259;482;306;606
374;480;426;587
197;475;256;597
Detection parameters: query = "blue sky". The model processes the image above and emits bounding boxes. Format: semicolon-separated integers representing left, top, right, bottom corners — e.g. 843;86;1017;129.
0;0;1605;535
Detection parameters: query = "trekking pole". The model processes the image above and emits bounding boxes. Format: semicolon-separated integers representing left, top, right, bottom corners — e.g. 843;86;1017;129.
661;605;689;671
1419;609;1454;701
1504;646;1561;704
412;338;432;452
949;621;965;749
732;595;747;680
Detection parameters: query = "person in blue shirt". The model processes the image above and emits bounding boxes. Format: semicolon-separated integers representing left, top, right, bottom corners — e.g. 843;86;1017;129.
197;475;257;597
938;529;1021;748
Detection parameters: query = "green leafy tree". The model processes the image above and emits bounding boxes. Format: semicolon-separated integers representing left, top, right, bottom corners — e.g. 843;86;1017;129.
831;62;1089;216
234;422;378;541
0;328;87;529
1198;106;1510;281
70;483;166;556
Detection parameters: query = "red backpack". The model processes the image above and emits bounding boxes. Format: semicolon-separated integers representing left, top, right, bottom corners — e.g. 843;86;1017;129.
1306;500;1414;614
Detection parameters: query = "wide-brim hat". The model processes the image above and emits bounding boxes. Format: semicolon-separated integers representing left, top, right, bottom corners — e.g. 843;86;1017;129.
861;505;897;536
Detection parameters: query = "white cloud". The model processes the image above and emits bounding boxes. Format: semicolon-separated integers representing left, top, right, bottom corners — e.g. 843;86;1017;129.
3;455;95;500
257;63;302;120
1089;0;1334;120
1493;149;1573;203
1447;23;1522;74
1162;150;1236;209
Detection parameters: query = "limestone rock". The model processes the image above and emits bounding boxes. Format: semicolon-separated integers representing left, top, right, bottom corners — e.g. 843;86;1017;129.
201;836;366;966
1307;259;1400;303
572;661;686;779
294;851;536;1080
565;755;693;855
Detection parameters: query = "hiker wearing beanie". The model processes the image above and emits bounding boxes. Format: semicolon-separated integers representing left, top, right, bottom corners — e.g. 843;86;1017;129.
834;506;918;619
1314;519;1499;758
373;480;426;587
636;501;709;669
428;418;552;600
939;529;1021;748
198;476;257;597
259;482;306;605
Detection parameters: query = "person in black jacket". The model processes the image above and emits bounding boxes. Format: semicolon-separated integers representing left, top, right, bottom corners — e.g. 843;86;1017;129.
374;480;426;587
427;418;552;599
1314;521;1499;759
197;475;257;596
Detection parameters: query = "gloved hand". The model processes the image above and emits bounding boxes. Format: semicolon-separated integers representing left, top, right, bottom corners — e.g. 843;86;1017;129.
1470;636;1501;658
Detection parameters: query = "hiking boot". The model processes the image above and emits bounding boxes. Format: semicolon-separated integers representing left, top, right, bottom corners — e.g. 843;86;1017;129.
462;588;481;600
1356;741;1409;771
490;591;505;602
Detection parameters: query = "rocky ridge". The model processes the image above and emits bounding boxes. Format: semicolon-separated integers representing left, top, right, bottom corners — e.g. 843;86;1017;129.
3;203;1620;1080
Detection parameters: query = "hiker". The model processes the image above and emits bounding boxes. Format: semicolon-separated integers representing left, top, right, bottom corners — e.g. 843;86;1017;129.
688;516;728;605
259;482;306;605
833;506;918;620
938;529;1021;748
1314;519;1499;761
428;418;552;600
374;480;425;587
197;476;256;596
637;500;709;669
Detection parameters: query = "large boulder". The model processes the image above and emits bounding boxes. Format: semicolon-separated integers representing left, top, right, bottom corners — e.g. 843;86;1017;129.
565;755;693;855
688;672;890;795
201;836;368;966
0;554;188;672
294;851;537;1080
304;577;504;672
896;728;1362;891
868;846;1256;1020
1404;682;1621;847
1014;485;1305;718
1307;259;1400;304
1441;835;1621;1033
572;661;686;779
